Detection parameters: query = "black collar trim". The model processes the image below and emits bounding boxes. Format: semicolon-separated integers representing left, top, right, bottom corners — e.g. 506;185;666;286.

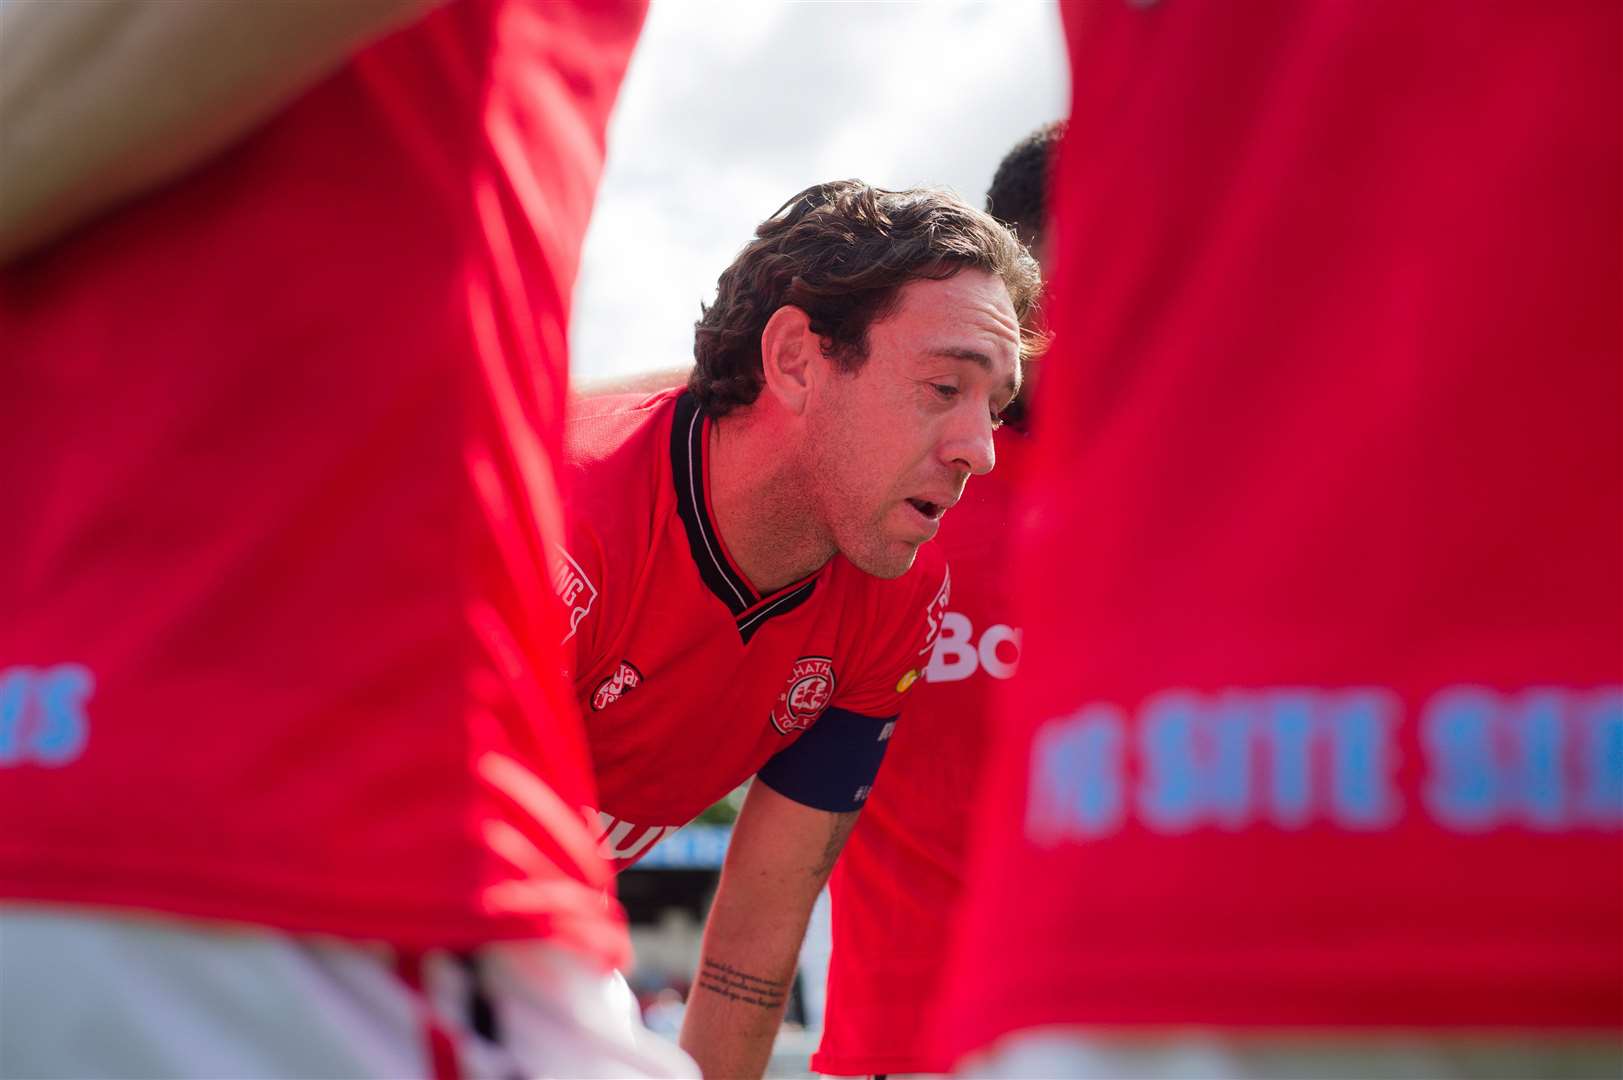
669;391;818;639
736;579;817;645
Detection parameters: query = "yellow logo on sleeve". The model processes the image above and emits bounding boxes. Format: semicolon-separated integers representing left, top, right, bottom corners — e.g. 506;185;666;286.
895;669;920;693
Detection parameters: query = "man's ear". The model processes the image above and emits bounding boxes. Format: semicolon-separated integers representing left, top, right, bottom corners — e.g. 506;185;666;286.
759;305;819;415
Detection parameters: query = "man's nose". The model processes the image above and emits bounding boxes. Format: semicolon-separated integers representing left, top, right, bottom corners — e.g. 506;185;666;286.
944;410;997;477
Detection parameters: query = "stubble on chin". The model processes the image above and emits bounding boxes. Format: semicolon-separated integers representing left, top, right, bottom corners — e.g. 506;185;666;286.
840;525;920;580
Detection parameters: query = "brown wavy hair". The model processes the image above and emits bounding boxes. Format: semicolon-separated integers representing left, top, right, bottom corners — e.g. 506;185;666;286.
688;180;1041;417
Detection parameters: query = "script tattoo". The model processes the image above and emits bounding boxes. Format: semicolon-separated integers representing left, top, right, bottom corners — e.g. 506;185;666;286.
696;960;787;1010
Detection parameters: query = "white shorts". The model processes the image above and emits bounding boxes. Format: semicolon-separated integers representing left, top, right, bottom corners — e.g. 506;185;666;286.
0;904;697;1079
962;1027;1623;1080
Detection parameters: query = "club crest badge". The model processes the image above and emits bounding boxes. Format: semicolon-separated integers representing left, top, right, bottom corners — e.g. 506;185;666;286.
592;660;643;711
769;656;836;735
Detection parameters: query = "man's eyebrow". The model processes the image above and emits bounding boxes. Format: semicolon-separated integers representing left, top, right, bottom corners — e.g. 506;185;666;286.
926;346;995;370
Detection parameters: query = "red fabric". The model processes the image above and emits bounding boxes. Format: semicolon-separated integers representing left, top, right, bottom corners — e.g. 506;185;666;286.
561;390;948;868
0;0;645;964
395;953;462;1080
814;429;1032;1076
939;0;1622;1055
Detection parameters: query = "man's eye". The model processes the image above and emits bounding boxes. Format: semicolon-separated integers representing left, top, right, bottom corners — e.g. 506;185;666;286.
930;383;959;401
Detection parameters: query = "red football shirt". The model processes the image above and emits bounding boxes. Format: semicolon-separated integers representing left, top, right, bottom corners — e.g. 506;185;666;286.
815;427;1033;1076
559;390;949;868
939;0;1622;1055
0;0;645;964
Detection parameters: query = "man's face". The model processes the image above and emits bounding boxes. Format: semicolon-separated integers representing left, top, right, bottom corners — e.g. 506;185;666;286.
800;269;1021;578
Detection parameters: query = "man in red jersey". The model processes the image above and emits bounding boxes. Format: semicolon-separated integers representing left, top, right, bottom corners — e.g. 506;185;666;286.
0;2;693;1075
812;124;1061;1080
557;180;1040;1078
939;1;1622;1076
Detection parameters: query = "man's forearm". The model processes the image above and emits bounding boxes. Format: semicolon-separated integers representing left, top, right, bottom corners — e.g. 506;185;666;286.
679;783;858;1077
681;947;797;1079
0;0;437;262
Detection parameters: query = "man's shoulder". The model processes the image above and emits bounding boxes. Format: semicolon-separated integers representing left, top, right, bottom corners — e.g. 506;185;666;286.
563;387;682;503
559;389;684;583
566;387;680;459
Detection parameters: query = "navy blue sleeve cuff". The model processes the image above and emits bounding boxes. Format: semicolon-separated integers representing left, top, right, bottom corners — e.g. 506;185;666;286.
756;706;898;813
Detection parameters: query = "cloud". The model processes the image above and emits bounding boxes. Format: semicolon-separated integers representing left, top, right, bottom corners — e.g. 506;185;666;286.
571;1;1067;381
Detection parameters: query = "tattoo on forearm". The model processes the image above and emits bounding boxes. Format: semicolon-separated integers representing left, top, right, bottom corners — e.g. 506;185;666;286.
811;810;861;879
695;960;787;1010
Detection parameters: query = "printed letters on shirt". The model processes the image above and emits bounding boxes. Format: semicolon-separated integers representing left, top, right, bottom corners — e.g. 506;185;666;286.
550;544;598;644
1026;685;1623;842
0;664;93;767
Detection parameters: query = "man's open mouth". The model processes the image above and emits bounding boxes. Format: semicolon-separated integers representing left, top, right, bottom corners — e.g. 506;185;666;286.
906;498;944;520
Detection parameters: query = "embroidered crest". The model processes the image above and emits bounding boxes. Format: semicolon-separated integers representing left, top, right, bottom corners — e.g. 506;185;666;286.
769;656;836;735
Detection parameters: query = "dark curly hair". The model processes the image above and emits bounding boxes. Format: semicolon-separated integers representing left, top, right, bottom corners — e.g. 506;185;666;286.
688;180;1041;417
985;120;1065;249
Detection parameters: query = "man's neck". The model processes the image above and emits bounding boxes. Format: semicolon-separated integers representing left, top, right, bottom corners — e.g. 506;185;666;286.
706;410;834;595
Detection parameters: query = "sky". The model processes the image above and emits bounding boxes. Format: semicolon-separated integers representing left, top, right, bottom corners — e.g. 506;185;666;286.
570;0;1069;382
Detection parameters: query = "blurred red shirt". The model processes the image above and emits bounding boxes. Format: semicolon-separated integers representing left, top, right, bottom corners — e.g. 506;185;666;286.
939;0;1622;1058
0;0;645;966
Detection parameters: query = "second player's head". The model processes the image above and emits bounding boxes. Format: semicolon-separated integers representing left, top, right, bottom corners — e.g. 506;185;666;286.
691;181;1038;580
985;120;1064;429
985;120;1064;270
